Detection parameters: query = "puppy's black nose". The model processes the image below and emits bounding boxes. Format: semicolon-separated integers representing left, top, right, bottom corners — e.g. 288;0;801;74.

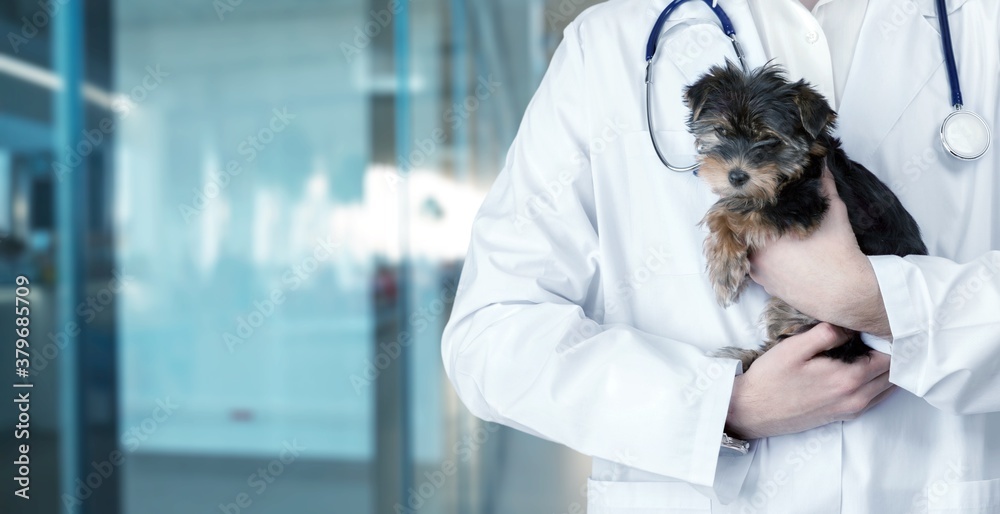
728;169;750;187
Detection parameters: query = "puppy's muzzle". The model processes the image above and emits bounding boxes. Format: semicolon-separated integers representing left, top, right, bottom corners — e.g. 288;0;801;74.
728;169;750;187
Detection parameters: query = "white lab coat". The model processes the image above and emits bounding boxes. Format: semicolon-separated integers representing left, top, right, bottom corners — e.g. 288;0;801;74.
441;0;1000;512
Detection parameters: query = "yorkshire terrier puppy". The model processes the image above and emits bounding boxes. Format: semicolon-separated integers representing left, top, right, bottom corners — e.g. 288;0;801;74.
683;62;927;369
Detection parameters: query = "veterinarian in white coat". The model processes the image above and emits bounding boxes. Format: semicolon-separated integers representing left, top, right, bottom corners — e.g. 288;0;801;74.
441;0;1000;512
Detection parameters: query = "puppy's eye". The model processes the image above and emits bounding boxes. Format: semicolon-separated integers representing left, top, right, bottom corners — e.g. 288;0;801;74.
754;138;783;149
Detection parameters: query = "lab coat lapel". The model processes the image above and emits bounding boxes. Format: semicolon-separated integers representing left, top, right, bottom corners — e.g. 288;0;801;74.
916;0;972;17
714;0;767;67
837;0;969;162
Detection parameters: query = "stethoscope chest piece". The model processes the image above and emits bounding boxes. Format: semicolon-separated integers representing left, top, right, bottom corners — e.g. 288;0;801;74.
941;108;991;161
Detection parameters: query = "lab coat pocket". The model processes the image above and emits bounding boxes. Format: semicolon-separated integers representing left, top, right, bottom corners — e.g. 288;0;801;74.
587;479;712;514
928;477;1000;513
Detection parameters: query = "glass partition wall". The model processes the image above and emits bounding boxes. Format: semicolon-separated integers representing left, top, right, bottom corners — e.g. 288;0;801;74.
0;0;602;512
115;1;377;511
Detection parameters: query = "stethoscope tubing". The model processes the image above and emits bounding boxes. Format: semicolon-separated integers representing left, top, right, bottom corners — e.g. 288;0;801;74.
645;0;747;173
935;0;964;109
644;0;989;170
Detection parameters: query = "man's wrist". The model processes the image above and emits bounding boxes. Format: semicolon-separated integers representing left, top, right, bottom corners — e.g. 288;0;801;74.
836;254;891;338
725;374;760;440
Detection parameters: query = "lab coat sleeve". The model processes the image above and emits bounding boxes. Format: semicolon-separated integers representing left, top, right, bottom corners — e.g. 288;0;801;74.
441;20;749;495
870;252;1000;414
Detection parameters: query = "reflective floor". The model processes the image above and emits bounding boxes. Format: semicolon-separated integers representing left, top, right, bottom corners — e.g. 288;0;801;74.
120;429;589;514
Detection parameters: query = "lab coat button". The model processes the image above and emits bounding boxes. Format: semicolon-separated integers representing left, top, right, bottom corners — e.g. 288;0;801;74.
806;30;819;44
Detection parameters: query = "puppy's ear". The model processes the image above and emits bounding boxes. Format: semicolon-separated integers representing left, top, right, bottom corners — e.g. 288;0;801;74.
684;78;711;123
792;82;836;138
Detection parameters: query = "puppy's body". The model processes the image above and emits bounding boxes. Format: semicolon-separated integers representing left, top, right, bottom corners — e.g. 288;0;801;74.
683;63;927;369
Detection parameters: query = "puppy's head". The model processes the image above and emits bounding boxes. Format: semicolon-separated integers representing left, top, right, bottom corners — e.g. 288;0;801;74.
683;62;835;202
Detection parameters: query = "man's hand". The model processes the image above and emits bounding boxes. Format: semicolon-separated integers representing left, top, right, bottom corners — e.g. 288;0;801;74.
725;323;895;440
749;169;891;338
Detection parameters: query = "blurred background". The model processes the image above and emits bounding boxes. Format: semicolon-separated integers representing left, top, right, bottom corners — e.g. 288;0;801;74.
0;0;606;512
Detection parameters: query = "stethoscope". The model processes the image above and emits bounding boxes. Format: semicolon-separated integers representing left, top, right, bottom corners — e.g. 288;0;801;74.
645;0;993;173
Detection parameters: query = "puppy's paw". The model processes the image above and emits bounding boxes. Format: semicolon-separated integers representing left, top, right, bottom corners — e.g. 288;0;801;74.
714;346;764;372
762;297;817;343
706;250;750;307
702;205;751;307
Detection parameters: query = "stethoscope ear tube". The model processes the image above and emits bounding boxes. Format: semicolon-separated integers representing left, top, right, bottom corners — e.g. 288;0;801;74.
646;0;741;61
645;0;747;172
645;63;699;173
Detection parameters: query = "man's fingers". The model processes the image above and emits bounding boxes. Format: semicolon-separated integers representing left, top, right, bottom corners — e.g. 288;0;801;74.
840;371;893;419
862;384;898;414
862;350;892;381
820;168;835;197
855;370;892;399
795;323;851;358
856;380;899;416
820;166;839;199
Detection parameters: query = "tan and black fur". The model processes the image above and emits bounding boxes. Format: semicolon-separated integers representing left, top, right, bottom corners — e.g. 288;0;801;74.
683;63;928;370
